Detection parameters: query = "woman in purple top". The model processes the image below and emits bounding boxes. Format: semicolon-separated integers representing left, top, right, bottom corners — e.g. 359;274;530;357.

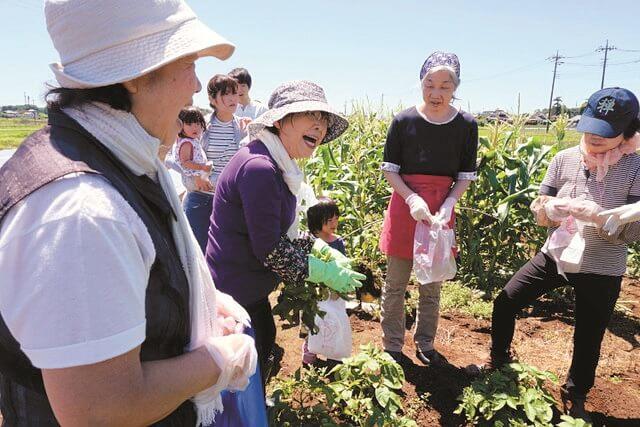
205;80;365;385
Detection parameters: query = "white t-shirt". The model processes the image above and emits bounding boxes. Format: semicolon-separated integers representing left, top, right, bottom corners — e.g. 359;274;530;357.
0;173;155;369
235;100;268;120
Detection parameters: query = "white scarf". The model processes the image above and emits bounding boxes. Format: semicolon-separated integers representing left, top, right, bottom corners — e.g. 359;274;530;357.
256;129;318;240
64;102;225;425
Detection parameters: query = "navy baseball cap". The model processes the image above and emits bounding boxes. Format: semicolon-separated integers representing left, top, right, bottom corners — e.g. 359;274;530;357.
577;87;639;138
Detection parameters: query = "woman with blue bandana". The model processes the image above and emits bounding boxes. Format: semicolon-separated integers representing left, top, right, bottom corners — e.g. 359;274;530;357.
379;51;479;367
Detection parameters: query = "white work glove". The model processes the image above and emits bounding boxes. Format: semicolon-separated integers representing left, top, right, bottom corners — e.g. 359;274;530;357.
544;198;573;222
192;333;257;425
435;196;457;224
203;334;258;394
598;201;640;236
216;290;251;335
566;199;604;226
405;193;434;223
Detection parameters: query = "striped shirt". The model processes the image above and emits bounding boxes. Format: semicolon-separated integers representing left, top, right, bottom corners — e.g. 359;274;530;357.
540;146;640;276
205;116;240;186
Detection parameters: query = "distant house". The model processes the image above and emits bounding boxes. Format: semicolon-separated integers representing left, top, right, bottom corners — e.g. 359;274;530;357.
525;112;550;125
484;109;511;123
1;110;18;118
567;115;581;128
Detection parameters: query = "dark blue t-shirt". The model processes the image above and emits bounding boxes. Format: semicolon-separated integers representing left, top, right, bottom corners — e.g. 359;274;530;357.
327;236;346;255
382;106;478;179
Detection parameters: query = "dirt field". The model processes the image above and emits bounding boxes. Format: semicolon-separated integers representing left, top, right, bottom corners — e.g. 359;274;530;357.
272;279;640;426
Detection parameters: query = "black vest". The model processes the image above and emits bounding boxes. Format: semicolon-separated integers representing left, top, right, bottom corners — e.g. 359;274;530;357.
0;108;195;426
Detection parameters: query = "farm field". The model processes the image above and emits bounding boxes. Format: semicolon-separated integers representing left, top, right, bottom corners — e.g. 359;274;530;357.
1;109;632;427
0;118;46;150
269;279;640;426
0;117;580;150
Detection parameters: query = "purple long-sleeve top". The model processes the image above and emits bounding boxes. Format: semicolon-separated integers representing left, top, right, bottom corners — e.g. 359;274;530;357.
205;140;296;307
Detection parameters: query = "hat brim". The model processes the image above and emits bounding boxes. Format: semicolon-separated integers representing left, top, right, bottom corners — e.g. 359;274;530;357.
248;100;349;144
576;114;620;138
50;17;234;89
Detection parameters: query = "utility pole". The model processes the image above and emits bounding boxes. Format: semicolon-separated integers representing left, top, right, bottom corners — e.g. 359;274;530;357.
546;51;564;132
596;40;616;89
597;40;616;89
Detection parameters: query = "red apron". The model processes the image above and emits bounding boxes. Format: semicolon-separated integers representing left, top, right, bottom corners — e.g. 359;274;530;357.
379;174;456;260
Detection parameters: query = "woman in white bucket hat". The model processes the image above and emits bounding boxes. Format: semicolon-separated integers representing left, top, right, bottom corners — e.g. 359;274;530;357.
0;1;257;425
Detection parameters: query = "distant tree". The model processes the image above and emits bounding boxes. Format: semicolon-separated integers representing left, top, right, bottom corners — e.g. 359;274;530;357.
552;97;567;116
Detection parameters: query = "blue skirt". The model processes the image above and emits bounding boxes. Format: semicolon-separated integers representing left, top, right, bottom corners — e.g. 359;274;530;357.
205;327;268;427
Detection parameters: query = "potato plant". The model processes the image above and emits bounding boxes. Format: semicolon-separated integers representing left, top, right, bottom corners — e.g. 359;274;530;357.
268;344;417;427
455;362;558;426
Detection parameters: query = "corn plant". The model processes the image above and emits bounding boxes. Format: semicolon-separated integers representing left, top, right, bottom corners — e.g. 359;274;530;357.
552;114;569;143
457;135;557;291
303;106;392;273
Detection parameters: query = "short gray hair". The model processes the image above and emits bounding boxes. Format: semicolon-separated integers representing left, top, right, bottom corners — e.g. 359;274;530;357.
422;65;460;89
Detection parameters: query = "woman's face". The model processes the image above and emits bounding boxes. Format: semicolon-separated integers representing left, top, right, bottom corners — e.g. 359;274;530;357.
237;83;250;104
127;55;201;144
183;122;203;139
583;132;625;154
275;112;329;159
421;69;456;112
210;90;239;116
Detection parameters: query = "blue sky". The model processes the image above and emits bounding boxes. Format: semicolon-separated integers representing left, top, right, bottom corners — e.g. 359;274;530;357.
1;0;639;114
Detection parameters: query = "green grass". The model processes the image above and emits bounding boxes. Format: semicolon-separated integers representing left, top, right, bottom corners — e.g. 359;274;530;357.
0;118;46;150
439;281;494;319
478;126;581;147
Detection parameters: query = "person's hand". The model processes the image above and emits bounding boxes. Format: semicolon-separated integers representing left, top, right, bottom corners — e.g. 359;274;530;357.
405;193;434;223
239;117;252;132
311;238;352;269
598;201;640;236
203;333;257;392
307;255;365;293
194;175;214;192
530;195;559;227
203;161;213;174
544;198;572;222
435;196;457;224
216;290;251;335
567;199;603;226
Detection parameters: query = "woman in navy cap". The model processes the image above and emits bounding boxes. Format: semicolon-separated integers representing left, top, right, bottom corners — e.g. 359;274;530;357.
379;51;479;367
473;87;640;422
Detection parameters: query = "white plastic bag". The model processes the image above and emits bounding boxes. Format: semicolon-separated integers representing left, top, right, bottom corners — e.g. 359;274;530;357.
544;216;585;278
307;298;352;360
413;220;457;284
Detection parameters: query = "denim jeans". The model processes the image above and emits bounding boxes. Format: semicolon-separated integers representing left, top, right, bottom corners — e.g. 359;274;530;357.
183;191;214;254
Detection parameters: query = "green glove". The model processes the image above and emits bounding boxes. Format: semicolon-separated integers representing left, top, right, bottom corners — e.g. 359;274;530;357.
311;239;352;268
307;254;366;294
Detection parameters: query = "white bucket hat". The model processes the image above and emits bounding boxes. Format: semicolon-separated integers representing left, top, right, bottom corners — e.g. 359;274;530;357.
45;0;235;89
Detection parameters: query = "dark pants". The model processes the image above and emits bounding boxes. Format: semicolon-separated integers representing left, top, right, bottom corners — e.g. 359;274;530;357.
491;252;621;399
245;298;277;387
183;191;214;254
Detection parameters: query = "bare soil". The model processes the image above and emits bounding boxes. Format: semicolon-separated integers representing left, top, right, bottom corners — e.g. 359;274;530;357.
272;279;640;426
